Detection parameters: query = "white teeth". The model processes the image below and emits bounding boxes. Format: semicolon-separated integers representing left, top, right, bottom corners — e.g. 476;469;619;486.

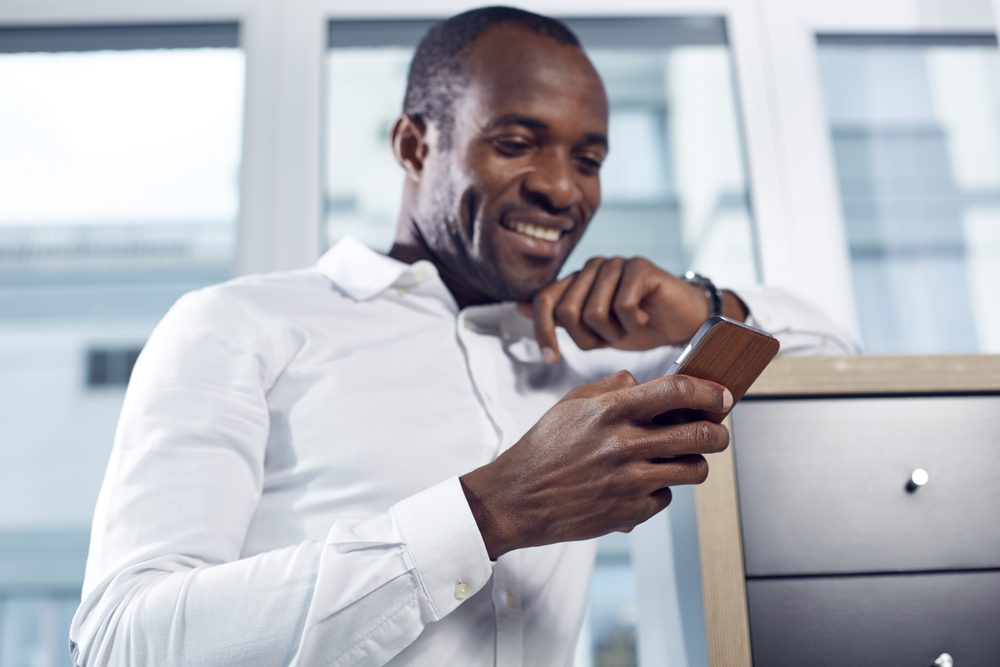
511;222;560;242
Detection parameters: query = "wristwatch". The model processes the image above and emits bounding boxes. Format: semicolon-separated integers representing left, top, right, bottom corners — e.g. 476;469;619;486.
683;271;723;319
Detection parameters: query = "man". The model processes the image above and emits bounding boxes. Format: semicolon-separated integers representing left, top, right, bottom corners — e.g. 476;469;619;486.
71;7;856;666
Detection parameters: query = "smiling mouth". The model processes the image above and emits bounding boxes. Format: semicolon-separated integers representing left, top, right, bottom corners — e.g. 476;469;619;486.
502;219;565;243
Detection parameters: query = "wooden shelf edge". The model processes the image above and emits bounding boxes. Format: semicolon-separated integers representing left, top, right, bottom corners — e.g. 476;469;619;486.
748;355;1000;396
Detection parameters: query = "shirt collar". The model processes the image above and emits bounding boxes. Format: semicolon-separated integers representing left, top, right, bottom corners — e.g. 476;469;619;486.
317;236;543;359
317;236;441;302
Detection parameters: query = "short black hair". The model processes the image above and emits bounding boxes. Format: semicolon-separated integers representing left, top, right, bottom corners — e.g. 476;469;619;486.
403;6;581;146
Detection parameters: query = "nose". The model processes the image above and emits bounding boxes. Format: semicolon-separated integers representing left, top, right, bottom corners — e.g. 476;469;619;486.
522;149;583;213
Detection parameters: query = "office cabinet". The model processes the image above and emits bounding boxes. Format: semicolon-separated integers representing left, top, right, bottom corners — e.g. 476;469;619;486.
696;356;1000;667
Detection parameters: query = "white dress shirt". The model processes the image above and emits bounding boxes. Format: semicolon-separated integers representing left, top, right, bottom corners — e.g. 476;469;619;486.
70;237;857;667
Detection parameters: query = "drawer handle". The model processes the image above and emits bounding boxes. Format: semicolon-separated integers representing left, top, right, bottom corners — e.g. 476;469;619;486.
933;653;953;667
907;468;929;492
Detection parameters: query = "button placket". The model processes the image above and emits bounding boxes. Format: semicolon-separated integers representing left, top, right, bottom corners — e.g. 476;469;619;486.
456;313;506;457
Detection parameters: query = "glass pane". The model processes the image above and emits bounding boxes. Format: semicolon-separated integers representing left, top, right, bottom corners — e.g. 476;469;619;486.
566;44;756;286
325;20;758;287
0;26;243;667
326;18;756;667
818;35;1000;353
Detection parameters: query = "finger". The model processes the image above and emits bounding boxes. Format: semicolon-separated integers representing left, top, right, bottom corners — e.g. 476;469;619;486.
613;374;733;423
620;487;673;534
612;258;656;330
529;275;575;364
554;258;607;350
638;454;711;488
644;486;673;517
582;257;628;343
628;420;730;460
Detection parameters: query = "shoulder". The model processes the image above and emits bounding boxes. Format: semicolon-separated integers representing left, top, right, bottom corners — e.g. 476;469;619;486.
161;266;337;337
147;267;334;383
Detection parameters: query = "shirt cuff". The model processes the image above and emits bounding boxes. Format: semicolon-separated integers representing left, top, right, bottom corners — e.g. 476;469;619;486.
390;475;494;620
730;285;862;355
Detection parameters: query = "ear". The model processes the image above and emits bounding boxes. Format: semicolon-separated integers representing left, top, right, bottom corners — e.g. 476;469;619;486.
391;113;429;182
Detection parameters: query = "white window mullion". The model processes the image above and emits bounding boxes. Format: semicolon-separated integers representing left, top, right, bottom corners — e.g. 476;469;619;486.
724;0;799;294
238;0;324;275
752;0;860;338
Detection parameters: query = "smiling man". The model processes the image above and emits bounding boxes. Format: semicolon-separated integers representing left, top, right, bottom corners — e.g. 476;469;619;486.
71;7;856;667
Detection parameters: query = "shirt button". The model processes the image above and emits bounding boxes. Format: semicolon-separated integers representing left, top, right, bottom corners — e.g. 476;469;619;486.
454;582;470;600
484;391;494;405
395;286;408;296
505;592;518;608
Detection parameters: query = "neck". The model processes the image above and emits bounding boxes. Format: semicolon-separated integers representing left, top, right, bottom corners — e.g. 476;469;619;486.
389;209;495;310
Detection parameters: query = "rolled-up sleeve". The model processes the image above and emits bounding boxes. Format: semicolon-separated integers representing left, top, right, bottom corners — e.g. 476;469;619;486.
735;286;862;355
69;288;493;667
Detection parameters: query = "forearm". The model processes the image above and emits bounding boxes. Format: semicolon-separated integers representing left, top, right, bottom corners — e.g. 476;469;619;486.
72;478;493;667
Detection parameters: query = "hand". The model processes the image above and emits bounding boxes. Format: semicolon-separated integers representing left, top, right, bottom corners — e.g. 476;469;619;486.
516;256;745;364
459;371;732;560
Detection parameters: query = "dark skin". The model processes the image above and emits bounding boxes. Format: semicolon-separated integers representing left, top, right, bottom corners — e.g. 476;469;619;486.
389;24;742;560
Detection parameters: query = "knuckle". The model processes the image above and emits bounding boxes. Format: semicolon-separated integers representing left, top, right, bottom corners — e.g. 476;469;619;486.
601;433;629;463
582;305;607;328
695;422;715;450
592;394;620;421
555;303;580;323
670;374;694;397
613;299;639;319
534;292;554;308
584;257;605;269
612;370;637;387
583;310;617;339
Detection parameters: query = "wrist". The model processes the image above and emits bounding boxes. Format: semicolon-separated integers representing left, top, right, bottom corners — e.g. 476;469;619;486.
683;271;722;320
721;289;749;322
459;464;518;560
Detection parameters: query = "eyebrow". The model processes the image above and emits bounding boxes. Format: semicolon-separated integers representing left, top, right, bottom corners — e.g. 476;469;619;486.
484;114;609;149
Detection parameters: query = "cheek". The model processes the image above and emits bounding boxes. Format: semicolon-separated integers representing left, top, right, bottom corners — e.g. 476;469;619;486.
584;177;602;213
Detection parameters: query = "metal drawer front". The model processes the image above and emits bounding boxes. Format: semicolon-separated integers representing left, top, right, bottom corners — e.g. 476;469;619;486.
733;396;1000;576
746;571;1000;667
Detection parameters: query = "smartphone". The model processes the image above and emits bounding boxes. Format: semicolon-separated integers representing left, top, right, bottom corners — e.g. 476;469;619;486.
661;316;780;423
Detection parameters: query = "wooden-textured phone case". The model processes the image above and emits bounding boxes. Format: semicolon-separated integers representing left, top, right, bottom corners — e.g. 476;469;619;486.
666;317;780;423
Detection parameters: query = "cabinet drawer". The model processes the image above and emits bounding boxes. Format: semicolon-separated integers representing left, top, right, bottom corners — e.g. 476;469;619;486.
746;570;1000;667
732;396;1000;576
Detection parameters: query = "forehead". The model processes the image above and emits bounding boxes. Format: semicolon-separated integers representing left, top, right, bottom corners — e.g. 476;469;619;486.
456;24;608;134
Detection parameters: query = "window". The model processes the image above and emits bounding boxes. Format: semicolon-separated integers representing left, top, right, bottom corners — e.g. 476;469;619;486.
0;23;243;666
817;34;1000;353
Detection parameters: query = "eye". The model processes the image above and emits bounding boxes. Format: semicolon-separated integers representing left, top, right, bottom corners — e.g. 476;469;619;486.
491;136;534;156
575;153;605;175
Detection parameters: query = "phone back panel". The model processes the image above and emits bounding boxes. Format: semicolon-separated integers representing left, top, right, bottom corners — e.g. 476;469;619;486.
670;317;780;405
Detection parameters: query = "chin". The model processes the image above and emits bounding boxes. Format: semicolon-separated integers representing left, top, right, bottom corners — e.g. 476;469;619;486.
496;274;558;303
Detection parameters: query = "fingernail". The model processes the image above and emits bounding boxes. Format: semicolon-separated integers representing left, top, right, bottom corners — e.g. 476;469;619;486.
542;347;558;365
722;389;733;411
